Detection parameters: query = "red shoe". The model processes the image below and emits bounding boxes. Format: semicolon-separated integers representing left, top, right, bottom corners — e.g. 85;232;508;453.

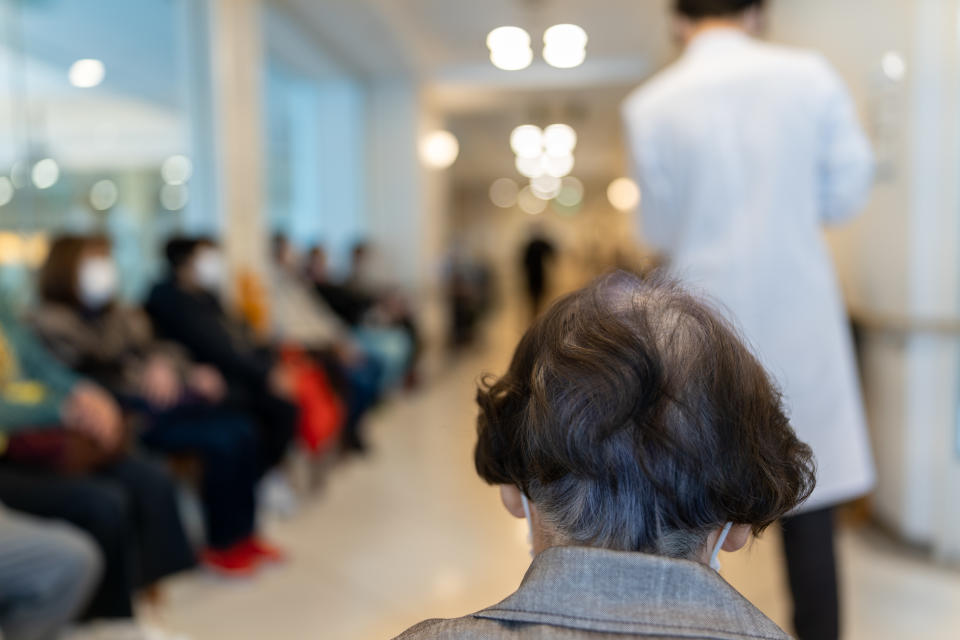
201;543;261;576
241;536;288;564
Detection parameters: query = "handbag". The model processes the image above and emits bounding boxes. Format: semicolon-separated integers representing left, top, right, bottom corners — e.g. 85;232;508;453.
3;427;126;475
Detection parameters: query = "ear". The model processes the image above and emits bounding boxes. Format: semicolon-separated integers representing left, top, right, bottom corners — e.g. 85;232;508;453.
500;485;527;519
722;524;752;552
742;6;766;36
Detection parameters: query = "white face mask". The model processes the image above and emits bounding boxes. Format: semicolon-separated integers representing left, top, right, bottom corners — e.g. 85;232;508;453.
709;522;734;572
78;257;118;309
193;249;223;291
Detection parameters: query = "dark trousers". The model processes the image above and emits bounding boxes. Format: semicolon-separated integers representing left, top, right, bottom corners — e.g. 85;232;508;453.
141;406;258;550
225;388;297;479
781;506;839;640
0;457;195;619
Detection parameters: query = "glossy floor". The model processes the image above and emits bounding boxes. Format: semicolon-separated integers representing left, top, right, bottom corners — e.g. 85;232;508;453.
159;315;960;640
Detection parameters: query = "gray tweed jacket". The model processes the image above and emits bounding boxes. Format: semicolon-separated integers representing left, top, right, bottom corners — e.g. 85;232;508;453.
394;546;791;639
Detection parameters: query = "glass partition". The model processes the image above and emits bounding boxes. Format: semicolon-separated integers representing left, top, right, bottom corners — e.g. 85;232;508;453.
0;0;210;304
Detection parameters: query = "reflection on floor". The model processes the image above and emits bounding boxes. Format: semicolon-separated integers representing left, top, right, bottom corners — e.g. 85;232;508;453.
160;316;960;640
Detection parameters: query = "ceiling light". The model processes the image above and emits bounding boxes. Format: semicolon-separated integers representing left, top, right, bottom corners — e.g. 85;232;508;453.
31;159;59;190
10;160;29;188
543;152;574;178
490;47;534;71
518;186;547;215
161;184;189;211
516;155;545;179
543;24;588;69
69;58;105;88
531;175;562;200
0;177;12;207
881;51;906;81
161;155;193;185
490;178;520;208
487;26;533;71
487;26;530;51
510;125;543;158
90;179;119;211
419;130;460;169
556;177;584;207
607;177;641;212
543;124;577;155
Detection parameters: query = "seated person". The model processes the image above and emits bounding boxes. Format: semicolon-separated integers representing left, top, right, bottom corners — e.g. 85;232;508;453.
0;504;102;640
0;309;195;626
144;237;297;481
318;242;420;385
276;236;413;391
397;271;815;640
29;235;282;576
270;235;386;452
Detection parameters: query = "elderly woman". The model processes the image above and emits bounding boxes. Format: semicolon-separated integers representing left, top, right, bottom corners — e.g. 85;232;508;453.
397;271;815;640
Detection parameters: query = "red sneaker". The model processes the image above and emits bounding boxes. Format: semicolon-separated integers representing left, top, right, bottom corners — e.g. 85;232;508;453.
241;536;288;564
201;543;261;576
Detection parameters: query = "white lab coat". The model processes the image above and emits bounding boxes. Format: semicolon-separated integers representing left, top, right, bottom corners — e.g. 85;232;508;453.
622;29;876;512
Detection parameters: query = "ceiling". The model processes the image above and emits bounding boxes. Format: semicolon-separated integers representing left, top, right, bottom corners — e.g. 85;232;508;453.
280;0;679;187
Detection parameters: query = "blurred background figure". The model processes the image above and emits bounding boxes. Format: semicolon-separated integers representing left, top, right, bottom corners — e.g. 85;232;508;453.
0;505;102;640
623;1;875;638
520;232;556;320
0;308;194;634
30;235;278;577
145;237;298;484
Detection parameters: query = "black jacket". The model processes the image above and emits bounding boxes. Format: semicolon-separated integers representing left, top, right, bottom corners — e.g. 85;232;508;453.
145;278;273;389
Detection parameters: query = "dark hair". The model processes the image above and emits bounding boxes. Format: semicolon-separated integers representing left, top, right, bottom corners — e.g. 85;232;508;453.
164;236;215;272
39;235;110;307
475;271;814;557
674;0;764;19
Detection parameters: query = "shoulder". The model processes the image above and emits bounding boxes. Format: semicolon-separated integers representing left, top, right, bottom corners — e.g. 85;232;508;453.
751;41;840;88
27;303;83;333
622;62;689;123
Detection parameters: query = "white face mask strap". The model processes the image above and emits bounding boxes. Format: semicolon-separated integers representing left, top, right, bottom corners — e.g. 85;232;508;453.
709;522;734;572
520;493;534;556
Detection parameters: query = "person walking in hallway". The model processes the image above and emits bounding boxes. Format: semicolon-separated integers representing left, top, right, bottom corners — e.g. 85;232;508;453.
622;1;876;638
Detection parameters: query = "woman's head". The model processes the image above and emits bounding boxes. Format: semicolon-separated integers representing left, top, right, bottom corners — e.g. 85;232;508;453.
475;271;814;560
164;236;222;291
40;235;117;310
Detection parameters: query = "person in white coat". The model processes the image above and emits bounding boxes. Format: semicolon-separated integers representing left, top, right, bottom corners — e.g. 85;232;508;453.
622;1;876;638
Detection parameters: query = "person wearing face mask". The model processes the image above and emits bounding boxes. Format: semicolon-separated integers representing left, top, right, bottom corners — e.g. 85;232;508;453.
145;237;298;485
0;301;195;631
30;235;283;576
397;272;815;640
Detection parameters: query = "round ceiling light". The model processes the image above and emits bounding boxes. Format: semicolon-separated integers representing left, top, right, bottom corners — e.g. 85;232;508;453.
543;24;588;69
487;26;533;71
69;58;105;88
490;178;520;208
607;177;641;212
420;130;460;170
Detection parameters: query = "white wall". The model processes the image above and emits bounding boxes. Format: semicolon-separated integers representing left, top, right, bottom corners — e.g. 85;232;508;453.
770;0;960;558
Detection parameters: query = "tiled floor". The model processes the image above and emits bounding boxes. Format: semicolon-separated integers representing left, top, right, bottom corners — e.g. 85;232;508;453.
159;312;960;640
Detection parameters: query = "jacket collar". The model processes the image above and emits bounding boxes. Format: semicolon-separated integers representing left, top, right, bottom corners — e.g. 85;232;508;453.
684;27;753;59
474;546;789;639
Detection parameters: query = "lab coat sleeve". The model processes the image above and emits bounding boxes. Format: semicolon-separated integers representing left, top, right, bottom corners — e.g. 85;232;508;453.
816;58;875;225
622;101;679;253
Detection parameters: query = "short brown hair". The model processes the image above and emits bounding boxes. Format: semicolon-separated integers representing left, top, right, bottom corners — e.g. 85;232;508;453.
39;235;109;307
475;271;814;557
